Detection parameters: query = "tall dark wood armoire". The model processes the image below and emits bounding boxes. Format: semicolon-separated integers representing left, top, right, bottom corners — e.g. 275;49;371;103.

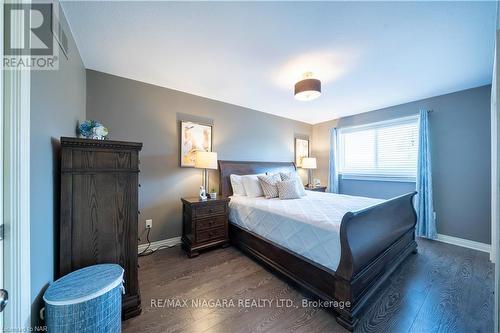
59;137;143;319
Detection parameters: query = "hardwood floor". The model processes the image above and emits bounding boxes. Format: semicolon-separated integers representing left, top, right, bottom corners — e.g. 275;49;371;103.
123;239;493;333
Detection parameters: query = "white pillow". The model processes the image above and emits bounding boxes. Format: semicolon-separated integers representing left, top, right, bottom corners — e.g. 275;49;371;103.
230;174;246;196
241;174;265;198
280;172;307;197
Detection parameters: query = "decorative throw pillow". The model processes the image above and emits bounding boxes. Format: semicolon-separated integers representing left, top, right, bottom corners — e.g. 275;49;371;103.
277;180;302;200
230;174;246;196
279;172;307;197
241;174;265;198
257;174;281;198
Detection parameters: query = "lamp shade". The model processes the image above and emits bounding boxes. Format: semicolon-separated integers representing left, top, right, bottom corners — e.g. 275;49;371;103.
294;78;321;101
301;157;317;169
194;151;218;170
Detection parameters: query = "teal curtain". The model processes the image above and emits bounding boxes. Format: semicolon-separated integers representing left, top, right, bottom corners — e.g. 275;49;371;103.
328;128;339;193
416;110;437;239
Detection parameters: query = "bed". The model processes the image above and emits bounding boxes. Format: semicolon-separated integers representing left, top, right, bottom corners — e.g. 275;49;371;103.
229;191;385;271
219;160;417;331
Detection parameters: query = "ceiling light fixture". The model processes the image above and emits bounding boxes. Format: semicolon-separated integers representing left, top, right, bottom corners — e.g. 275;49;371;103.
294;72;321;101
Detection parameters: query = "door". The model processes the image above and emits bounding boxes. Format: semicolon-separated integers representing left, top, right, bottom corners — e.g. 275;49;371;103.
1;0;32;329
0;0;5;329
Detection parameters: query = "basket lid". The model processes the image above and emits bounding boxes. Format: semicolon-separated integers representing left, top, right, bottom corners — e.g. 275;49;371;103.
43;264;124;306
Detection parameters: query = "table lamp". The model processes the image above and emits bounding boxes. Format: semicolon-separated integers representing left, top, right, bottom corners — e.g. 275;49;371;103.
301;157;317;188
194;151;218;199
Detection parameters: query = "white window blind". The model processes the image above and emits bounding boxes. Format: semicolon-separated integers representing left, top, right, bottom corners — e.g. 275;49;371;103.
338;116;419;180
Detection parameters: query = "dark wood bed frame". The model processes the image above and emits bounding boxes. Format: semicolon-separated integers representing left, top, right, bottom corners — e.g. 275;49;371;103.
218;160;418;331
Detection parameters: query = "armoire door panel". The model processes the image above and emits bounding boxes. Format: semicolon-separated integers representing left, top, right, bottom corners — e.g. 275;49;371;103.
71;149;133;170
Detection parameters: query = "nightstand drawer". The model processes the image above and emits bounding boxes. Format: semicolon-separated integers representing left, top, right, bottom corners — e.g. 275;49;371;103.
196;215;226;231
196;227;226;243
194;203;226;218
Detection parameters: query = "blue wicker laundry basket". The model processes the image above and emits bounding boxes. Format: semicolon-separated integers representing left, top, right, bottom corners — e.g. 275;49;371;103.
43;264;124;333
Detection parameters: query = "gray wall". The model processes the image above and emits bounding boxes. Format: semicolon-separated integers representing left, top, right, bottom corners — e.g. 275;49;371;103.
312;85;491;244
30;8;86;323
86;70;312;243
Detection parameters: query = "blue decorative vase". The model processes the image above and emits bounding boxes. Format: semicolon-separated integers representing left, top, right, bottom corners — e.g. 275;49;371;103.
78;120;109;140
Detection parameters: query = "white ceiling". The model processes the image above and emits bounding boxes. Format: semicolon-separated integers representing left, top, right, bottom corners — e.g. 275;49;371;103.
62;1;496;124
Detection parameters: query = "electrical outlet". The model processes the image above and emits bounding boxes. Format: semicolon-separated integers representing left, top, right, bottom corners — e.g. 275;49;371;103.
146;219;153;229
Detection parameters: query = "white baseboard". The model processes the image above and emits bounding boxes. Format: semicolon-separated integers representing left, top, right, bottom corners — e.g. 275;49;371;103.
138;236;182;252
141;234;492;255
435;233;491;254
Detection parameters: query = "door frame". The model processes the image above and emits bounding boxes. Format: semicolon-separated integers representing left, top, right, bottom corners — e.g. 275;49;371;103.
0;0;4;328
494;15;500;332
2;0;32;329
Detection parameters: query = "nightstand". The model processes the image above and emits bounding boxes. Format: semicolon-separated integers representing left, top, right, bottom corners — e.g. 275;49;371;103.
181;197;230;258
305;186;327;192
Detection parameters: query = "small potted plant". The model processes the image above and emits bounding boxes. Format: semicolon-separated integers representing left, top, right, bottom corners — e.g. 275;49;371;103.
209;188;217;199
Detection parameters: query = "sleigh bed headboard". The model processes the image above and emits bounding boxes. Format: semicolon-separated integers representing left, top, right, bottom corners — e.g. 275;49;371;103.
218;160;296;197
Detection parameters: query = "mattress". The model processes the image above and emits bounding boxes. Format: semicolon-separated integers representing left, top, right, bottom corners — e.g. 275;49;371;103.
229;191;383;271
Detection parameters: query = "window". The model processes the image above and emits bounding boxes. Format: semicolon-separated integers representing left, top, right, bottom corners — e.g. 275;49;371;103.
338;116;419;180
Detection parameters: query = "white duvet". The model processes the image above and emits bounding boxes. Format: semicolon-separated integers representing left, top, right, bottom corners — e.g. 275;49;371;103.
229;191;383;271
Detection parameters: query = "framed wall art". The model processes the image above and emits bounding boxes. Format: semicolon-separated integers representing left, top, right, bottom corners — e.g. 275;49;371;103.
295;138;309;168
180;121;213;167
